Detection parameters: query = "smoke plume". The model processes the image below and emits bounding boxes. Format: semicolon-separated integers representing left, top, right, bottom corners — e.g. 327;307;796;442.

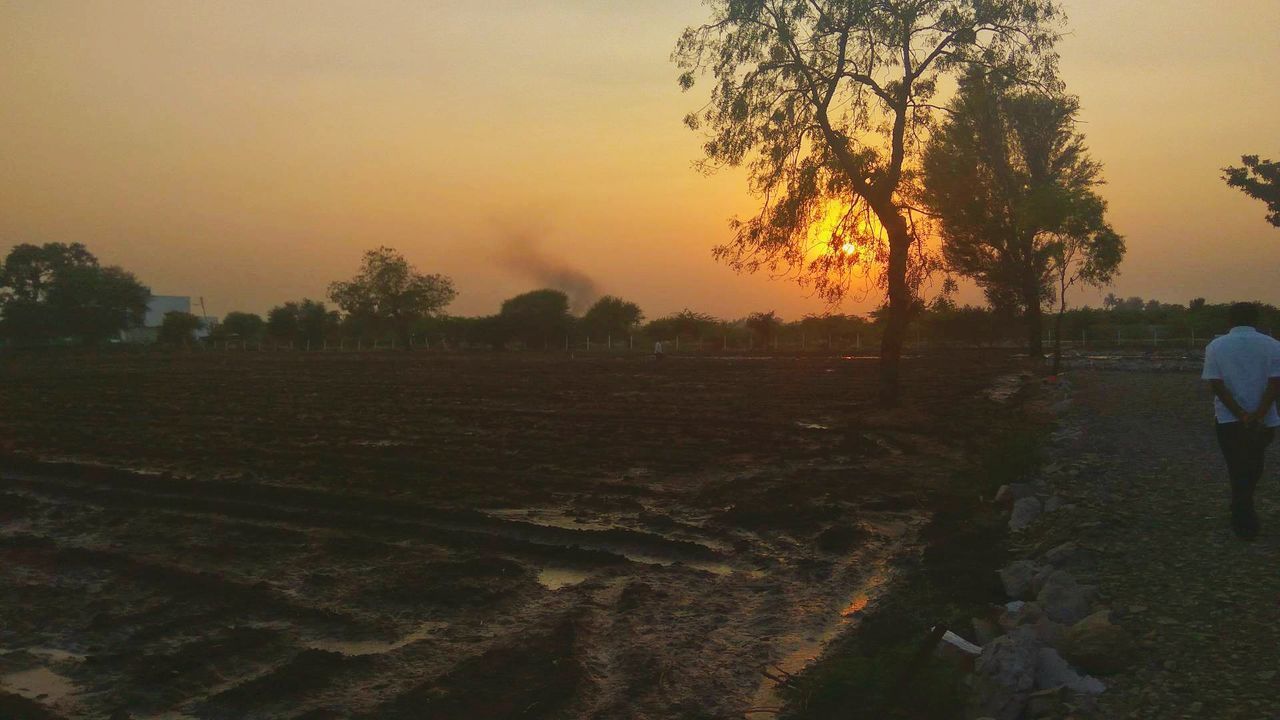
497;234;599;313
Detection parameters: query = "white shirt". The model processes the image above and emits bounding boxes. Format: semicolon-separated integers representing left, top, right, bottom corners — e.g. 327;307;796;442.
1201;326;1280;426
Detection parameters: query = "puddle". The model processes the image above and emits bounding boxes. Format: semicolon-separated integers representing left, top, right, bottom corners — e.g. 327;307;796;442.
537;567;594;590
620;551;734;576
484;508;617;533
1;666;78;703
747;569;894;715
24;648;86;663
306;621;448;656
985;372;1030;403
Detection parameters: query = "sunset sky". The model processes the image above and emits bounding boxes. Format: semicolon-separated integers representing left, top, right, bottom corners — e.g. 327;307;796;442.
2;1;1278;321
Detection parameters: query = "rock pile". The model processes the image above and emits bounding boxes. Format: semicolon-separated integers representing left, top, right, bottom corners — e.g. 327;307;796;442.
962;376;1133;720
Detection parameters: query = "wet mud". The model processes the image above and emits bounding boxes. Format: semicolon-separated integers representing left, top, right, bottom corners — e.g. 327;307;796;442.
0;351;1016;718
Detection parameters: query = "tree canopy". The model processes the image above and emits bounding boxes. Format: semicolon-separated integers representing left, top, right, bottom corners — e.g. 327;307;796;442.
1223;155;1280;228
217;311;265;341
580;295;644;339
157;311;203;347
922;69;1122;359
267;299;339;347
499;289;573;348
0;242;149;344
328;247;456;348
675;0;1063;400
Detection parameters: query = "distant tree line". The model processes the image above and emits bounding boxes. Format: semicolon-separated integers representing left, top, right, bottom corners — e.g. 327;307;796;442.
2;240;1275;353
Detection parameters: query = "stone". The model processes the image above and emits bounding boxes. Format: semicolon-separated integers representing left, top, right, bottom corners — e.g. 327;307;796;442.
995;483;1036;505
1025;687;1063;718
999;560;1041;600
998;601;1044;634
1036;570;1094;625
1031;616;1067;646
973;616;1002;646
1042;541;1078;567
1035;647;1106;695
1010;497;1043;531
1031;564;1056;595
1060;610;1134;675
972;627;1040;720
1043;495;1064;513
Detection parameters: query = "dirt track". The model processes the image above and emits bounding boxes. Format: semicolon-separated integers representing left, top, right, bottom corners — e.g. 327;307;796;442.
1050;371;1280;719
0;351;1017;719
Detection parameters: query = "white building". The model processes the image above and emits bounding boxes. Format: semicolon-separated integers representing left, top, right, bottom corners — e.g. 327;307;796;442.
121;295;217;343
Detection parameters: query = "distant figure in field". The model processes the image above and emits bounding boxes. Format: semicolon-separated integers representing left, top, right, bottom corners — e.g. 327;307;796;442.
654;340;664;360
1201;302;1280;540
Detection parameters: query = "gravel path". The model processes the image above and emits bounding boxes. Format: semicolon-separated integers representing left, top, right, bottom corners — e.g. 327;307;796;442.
1061;371;1279;719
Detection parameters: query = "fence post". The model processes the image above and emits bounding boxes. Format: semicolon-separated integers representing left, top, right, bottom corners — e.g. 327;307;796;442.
676;336;680;352
607;334;612;350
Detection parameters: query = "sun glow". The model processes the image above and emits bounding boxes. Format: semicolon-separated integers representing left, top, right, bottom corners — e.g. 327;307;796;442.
807;199;885;265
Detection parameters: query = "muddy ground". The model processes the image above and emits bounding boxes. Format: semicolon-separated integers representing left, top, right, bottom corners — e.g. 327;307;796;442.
0;350;1017;719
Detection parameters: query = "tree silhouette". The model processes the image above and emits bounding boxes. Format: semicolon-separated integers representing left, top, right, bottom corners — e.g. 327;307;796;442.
1223;156;1280;228
745;311;782;347
328;247;456;349
158;311;203;347
0;242;148;344
267;299;339;347
922;69;1122;364
675;0;1062;402
499;289;572;349
581;295;644;340
217;312;265;342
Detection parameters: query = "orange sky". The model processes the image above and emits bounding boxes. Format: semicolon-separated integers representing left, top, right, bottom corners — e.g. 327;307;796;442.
2;1;1278;320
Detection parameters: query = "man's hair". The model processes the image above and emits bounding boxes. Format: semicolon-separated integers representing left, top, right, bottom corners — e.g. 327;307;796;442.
1228;301;1260;327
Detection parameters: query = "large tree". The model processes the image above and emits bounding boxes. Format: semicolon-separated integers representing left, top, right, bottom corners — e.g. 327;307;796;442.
1223;155;1280;228
922;70;1122;362
499;289;573;349
0;242;149;344
675;0;1062;402
266;299;339;347
216;311;266;342
580;295;644;340
328;247;456;349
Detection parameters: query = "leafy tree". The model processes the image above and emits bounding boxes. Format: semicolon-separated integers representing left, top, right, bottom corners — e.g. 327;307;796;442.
644;309;720;343
158;311;203;347
922;70;1122;363
1223;155;1280;227
217;311;265;342
745;311;782;347
499;289;572;348
1047;224;1123;372
581;295;644;339
267;299;339;347
675;0;1062;402
327;247;456;349
0;242;148;344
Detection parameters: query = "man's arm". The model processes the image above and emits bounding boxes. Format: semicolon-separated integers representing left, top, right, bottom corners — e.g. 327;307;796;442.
1209;379;1251;423
1253;377;1280;421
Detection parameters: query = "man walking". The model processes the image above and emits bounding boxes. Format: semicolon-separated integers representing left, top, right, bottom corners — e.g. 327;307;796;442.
1202;302;1280;540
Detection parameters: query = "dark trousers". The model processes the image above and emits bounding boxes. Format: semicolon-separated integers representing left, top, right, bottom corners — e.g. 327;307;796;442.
1215;422;1274;536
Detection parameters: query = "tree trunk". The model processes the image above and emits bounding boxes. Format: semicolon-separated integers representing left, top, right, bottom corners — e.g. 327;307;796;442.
1024;280;1043;366
879;217;912;406
1052;307;1065;375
